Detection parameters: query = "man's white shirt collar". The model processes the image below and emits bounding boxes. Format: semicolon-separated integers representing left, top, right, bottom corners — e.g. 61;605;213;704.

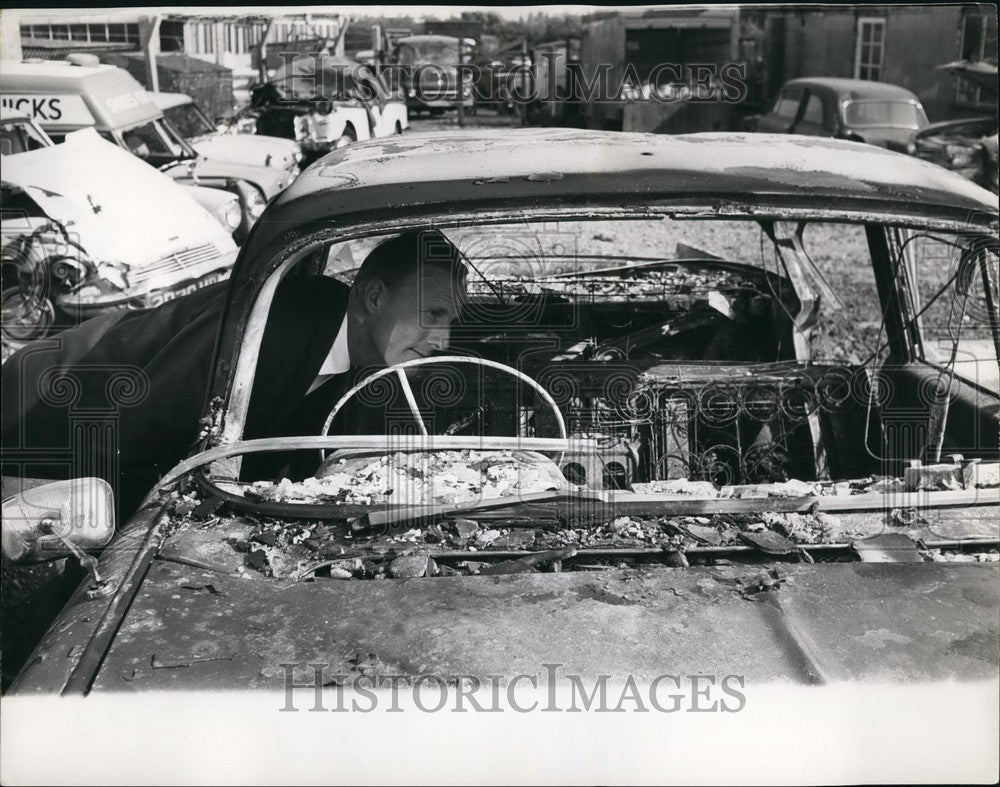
308;313;350;394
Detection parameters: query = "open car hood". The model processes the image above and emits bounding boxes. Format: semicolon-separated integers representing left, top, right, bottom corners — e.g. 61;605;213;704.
265;55;372;103
2;128;236;267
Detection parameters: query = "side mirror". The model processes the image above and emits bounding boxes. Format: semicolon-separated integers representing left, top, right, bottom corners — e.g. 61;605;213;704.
2;478;115;564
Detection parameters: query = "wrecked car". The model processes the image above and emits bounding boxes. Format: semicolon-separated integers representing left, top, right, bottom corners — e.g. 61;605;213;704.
1;114;238;353
0;59;288;242
249;56;407;163
3;130;997;693
749;77;930;150
908;60;999;194
150;90;303;184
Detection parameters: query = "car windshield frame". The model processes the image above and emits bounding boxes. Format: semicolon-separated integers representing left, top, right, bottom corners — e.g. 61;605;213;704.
213;204;995;454
163;101;216;138
0;119;51;155
117;116;196;163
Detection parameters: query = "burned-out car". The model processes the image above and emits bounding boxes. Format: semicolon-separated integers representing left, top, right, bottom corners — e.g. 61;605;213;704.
3;130;998;693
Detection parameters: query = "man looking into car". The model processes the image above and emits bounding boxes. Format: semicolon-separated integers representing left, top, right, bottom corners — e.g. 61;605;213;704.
1;229;468;517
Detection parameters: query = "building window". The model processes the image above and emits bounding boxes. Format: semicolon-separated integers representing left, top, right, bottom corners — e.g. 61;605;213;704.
854;17;885;81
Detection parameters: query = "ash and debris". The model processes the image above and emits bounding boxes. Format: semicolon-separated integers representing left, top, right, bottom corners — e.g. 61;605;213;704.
245;450;572;507
160;504;900;582
158;454;999;582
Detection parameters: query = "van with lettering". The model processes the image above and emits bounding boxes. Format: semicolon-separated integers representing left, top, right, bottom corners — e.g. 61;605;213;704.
0;60;290;242
1;112;238;355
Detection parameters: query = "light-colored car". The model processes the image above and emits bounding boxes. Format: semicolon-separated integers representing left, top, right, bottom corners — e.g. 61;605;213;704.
150;90;302;184
1;114;238;346
250;55;407;161
0;60;288;241
749;77;930;150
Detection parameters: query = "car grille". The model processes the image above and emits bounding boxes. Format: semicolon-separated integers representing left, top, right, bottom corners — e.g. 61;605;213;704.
128;243;223;287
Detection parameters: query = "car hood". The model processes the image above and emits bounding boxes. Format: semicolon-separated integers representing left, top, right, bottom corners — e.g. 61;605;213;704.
164;157;285;198
915;116;998;140
84;559;998;690
2;129;236;267
190;133;298;173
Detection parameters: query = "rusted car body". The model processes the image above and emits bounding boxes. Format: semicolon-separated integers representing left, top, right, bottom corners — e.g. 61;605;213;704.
6;130;998;694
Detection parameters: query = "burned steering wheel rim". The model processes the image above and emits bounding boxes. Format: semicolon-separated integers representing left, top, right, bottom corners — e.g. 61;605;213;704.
319;355;568;461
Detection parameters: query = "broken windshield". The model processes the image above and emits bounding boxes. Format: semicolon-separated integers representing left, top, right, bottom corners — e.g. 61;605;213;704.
186;216;991;505
164;214;998;580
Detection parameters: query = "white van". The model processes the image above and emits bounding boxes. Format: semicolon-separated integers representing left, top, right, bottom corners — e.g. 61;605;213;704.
0;60;289;241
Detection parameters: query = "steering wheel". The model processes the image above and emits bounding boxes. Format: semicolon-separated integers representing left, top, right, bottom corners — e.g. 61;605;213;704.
319;355;567;460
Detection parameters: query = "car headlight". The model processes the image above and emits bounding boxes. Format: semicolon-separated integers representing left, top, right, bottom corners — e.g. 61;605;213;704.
96;262;129;291
246;189;267;221
948;148;976;168
293;149;304;164
223;201;242;230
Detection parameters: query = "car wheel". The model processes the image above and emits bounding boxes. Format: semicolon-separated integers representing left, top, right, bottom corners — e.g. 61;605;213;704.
0;287;55;343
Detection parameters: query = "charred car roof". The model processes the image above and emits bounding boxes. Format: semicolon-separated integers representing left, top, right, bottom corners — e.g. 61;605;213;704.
253;130;997;251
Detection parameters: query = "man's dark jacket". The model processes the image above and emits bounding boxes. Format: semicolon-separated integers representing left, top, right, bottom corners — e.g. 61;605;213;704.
1;275;349;514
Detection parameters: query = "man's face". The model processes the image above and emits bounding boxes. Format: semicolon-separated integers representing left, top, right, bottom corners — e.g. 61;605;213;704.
367;265;466;366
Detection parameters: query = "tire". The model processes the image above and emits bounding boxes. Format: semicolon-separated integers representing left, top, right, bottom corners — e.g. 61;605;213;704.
1;238;56;343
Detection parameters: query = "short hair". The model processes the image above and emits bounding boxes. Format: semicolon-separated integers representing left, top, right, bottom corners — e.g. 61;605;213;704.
353;229;467;291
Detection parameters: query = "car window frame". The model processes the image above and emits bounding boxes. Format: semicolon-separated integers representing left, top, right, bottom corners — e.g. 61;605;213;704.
771;86;805;125
841;98;928;129
208;209;916;476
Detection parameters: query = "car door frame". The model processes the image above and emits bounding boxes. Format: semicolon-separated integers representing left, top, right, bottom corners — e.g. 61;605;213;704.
868;225;1000;468
790;88;833;137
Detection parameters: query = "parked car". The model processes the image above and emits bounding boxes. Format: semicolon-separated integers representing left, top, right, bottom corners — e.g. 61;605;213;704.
0;60;288;242
1;114;238;349
3;130;997;695
249;56;407;163
389;34;476;114
150;91;302;183
747;77;930;150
